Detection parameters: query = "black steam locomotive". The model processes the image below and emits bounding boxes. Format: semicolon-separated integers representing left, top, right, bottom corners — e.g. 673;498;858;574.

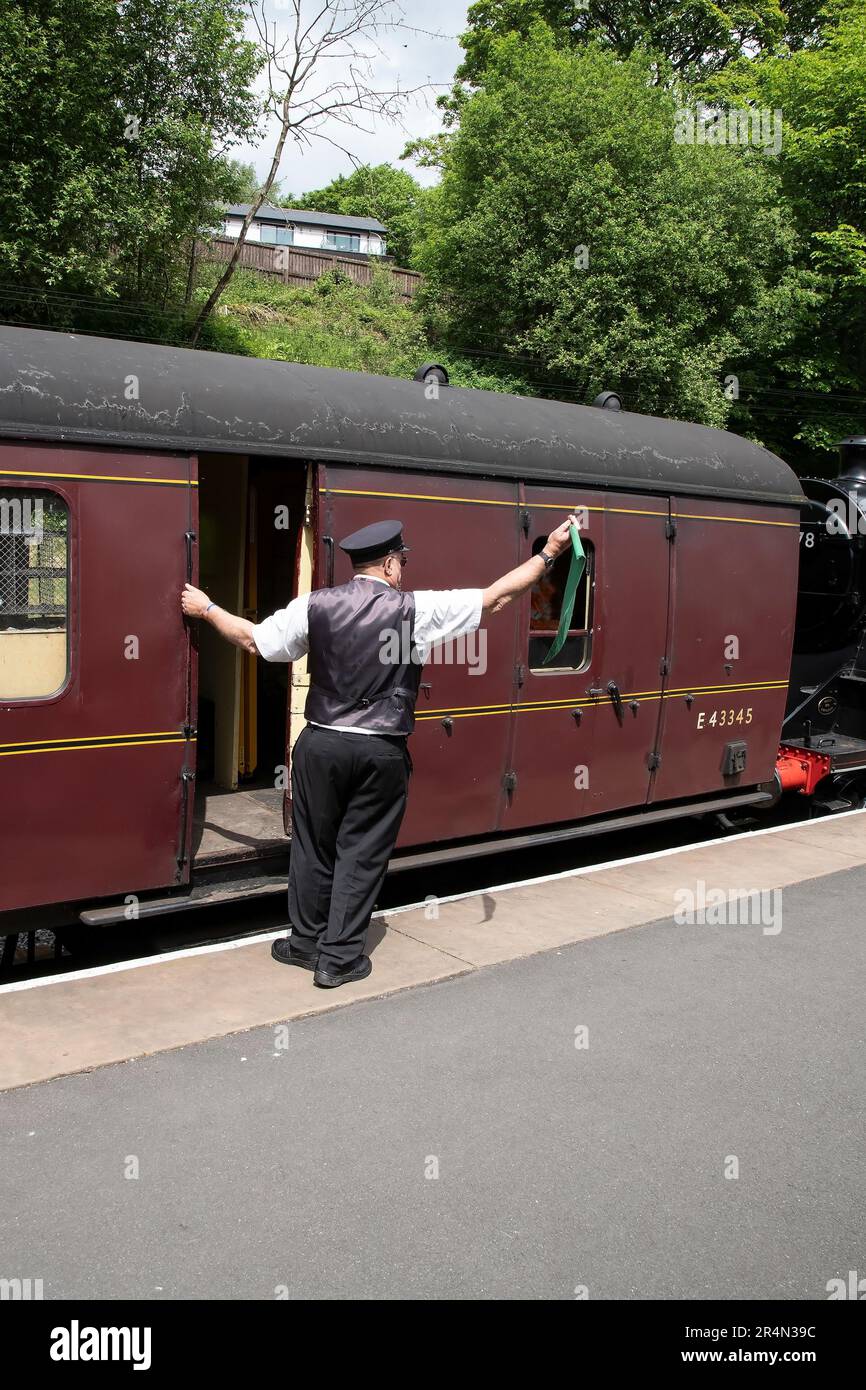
781;436;866;809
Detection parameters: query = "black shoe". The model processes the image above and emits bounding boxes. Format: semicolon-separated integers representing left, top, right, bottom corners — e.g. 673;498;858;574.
313;955;372;989
271;938;318;971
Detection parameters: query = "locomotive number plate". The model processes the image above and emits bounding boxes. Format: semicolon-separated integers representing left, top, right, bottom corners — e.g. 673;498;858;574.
696;707;753;729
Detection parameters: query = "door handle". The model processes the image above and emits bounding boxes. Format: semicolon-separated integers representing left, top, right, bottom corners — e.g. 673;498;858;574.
587;682;625;723
607;681;624;724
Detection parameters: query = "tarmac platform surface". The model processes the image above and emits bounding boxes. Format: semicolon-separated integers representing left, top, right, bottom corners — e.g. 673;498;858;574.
0;818;863;1299
1;811;865;1092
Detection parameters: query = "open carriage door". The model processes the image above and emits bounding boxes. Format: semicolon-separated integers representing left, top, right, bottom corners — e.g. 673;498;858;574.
0;442;198;915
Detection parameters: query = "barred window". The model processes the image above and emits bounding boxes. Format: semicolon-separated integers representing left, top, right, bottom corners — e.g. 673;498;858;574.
0;491;69;698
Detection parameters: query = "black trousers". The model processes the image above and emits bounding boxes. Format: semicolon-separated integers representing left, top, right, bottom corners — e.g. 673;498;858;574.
287;724;411;970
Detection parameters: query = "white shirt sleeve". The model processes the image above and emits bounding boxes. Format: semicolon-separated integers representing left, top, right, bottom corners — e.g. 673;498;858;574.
251;594;310;662
412;589;484;664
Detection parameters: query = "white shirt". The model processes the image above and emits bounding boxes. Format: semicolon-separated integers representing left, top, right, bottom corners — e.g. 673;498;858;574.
252;575;484;735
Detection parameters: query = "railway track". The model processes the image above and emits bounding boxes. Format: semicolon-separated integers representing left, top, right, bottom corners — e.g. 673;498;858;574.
0;798;816;986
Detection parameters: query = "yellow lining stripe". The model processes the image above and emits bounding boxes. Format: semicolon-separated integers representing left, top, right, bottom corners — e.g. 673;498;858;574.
673;511;798;528
327;488;798;527
328;487;666;518
329;487;515;508
0;468;196;487
0;729;185;750
416;681;788;721
528;502;664;516
0;736;190;758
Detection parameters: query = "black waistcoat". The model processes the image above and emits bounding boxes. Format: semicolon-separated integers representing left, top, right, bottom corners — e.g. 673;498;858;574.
305;577;422;735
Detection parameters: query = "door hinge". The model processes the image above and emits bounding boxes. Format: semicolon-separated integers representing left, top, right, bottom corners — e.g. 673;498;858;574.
647;751;661;771
182;723;197;740
503;770;518;794
665;519;677;540
515;663;526;688
660;656;670;676
520;510;531;536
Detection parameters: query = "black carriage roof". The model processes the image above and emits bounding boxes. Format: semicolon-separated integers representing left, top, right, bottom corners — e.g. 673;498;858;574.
0;326;803;506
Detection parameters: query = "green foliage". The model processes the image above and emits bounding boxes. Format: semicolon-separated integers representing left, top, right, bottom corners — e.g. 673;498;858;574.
278;163;430;267
193;260;533;398
223;159;262;205
0;0;261;331
457;0;824;86
193;263;428;377
702;0;866;458
416;28;813;428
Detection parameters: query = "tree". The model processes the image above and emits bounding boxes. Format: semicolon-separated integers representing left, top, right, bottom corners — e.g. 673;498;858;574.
415;27;814;429
456;0;826;86
224;159;263;205
283;163;429;265
189;0;428;343
0;0;261;334
701;0;866;460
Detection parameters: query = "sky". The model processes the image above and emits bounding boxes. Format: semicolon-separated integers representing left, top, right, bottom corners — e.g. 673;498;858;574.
230;0;471;199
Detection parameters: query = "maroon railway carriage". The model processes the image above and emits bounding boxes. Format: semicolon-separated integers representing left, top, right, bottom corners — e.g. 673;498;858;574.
0;326;804;928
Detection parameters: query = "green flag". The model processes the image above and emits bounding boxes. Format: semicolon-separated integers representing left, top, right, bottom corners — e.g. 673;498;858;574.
542;524;586;665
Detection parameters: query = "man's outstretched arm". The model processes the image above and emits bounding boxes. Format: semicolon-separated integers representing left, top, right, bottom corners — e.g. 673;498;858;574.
181;585;258;654
482;515;577;615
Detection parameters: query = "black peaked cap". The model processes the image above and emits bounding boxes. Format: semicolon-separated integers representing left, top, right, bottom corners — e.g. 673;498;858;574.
339;520;407;563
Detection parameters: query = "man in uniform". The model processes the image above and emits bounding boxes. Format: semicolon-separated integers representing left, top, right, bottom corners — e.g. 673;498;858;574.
182;512;577;988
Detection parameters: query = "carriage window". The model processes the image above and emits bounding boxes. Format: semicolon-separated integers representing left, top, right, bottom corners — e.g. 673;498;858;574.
528;535;593;672
0;491;69;698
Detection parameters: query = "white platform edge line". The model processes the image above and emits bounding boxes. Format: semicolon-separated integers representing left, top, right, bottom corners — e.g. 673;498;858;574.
385;807;866;916
2;809;863;995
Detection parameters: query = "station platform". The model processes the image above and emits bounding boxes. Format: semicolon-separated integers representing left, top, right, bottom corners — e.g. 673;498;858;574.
2;811;865;1092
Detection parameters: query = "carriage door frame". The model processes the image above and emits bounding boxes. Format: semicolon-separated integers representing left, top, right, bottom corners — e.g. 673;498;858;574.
506;486;673;828
315;462;521;846
178;452;199;878
649;498;799;804
0;441;198;916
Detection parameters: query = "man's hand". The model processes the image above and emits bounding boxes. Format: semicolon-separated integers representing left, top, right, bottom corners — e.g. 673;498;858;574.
545;513;580;558
482;513;582;615
182;583;212;620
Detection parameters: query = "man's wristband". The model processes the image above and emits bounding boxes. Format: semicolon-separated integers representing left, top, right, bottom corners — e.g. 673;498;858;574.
539;550;556;571
204;601;218;616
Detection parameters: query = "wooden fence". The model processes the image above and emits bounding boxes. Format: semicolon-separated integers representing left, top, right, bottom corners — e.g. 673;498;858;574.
198;237;421;300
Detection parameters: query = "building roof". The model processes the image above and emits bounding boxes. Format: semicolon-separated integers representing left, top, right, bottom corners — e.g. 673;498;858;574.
224;203;387;234
0;327;803;507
